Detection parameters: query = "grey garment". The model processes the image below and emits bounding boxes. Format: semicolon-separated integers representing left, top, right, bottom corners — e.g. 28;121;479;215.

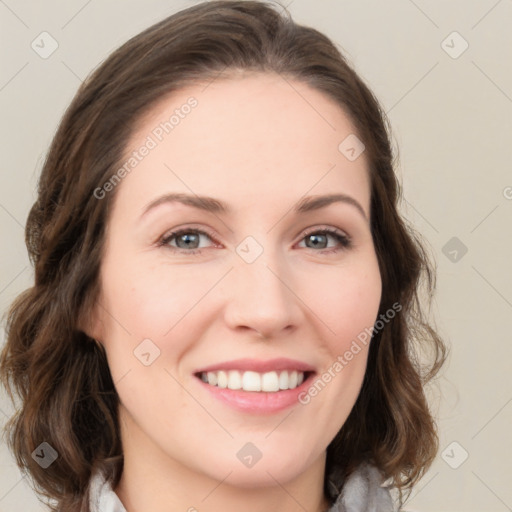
88;470;126;512
89;462;395;512
326;463;396;512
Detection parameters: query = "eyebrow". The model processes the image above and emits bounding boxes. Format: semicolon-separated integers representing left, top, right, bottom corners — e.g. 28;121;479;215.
140;192;368;221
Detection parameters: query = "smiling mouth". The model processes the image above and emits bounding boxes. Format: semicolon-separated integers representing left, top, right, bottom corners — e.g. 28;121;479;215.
195;369;313;392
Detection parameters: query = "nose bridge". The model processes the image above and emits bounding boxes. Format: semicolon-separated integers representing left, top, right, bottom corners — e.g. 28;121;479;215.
236;238;288;304
223;236;300;336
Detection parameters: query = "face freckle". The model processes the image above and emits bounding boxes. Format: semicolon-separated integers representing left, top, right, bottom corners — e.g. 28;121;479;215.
91;72;382;492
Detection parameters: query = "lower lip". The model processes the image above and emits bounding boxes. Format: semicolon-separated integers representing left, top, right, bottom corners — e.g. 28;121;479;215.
196;375;314;414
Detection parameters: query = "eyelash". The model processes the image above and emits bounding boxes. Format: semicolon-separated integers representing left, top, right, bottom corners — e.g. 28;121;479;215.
158;226;352;255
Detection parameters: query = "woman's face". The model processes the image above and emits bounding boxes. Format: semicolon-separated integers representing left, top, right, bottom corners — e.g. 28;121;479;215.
89;72;381;487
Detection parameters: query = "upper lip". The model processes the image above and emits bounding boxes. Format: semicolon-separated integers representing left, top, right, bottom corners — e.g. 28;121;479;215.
195;358;316;374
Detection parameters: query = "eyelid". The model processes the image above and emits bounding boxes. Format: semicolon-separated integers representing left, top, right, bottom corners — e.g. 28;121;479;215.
298;225;349;241
158;224;220;248
159;224;352;253
297;226;352;252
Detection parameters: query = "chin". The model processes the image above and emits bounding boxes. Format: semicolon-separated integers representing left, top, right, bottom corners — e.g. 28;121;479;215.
209;451;315;489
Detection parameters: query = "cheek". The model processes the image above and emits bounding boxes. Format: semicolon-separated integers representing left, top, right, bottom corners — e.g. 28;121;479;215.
297;264;381;436
101;257;213;340
301;260;382;353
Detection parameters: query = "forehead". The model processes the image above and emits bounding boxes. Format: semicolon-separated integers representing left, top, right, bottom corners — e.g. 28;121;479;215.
113;72;371;219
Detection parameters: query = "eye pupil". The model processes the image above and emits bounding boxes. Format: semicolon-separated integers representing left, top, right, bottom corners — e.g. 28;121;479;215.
307;234;326;249
177;233;199;249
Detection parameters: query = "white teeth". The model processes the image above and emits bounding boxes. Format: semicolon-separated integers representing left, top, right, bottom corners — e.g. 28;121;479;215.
199;369;307;392
242;371;261;391
227;370;242;390
278;371;289;390
289;370;298;389
217;370;228;388
262;371;279;392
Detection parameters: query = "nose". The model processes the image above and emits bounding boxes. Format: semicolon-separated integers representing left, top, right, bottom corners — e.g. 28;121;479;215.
222;248;303;339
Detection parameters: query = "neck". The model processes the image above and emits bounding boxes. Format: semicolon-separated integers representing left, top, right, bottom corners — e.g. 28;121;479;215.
114;409;331;512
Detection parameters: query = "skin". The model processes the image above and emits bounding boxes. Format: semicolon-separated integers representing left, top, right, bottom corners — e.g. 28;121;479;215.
87;72;382;512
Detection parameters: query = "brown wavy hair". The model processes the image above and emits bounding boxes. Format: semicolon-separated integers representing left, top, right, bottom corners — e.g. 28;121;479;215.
0;1;447;510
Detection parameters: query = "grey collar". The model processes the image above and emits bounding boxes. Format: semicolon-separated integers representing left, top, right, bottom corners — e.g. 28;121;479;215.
326;463;395;511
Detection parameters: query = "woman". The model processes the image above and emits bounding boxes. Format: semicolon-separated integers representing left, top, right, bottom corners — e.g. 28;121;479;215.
0;1;447;511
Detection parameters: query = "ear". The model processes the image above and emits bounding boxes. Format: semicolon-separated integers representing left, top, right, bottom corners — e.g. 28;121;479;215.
77;297;106;343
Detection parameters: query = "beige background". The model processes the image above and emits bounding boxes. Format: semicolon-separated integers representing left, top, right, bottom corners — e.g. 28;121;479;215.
1;0;511;511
